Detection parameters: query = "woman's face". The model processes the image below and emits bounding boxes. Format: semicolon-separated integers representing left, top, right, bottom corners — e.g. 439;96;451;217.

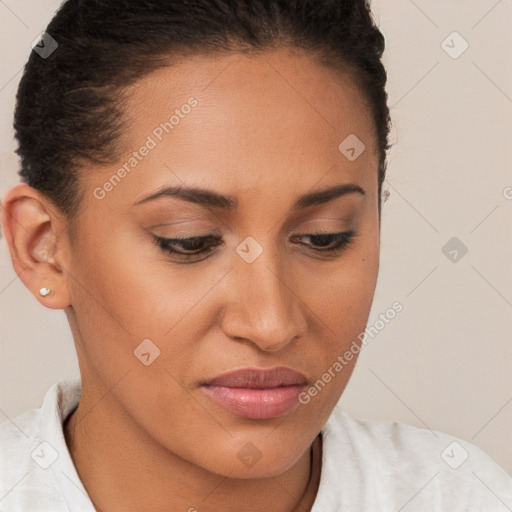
63;49;380;477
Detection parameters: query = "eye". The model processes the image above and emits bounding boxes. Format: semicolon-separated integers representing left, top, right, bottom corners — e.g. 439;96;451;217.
290;230;356;254
153;234;223;262
153;229;356;264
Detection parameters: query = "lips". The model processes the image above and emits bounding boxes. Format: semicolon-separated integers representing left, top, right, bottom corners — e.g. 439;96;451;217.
203;367;308;388
201;367;308;420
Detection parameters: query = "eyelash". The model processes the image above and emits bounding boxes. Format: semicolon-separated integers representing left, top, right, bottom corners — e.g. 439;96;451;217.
153;230;356;262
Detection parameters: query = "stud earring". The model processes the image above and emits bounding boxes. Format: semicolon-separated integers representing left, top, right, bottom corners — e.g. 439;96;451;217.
39;287;54;297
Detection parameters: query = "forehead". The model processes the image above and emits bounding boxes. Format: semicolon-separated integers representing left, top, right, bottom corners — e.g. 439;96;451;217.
125;48;376;145
83;49;378;213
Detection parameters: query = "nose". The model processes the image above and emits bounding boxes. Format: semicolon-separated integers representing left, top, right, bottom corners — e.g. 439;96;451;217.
220;248;307;352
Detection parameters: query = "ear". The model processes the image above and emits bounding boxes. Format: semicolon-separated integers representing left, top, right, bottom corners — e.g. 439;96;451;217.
1;183;71;309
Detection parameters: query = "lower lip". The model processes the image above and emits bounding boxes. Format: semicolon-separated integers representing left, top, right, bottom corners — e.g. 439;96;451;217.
202;385;305;420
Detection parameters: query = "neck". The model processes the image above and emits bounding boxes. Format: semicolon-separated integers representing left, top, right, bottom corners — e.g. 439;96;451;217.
64;388;322;512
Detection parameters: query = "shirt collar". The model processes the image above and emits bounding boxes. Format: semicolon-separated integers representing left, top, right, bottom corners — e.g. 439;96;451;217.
39;378;96;512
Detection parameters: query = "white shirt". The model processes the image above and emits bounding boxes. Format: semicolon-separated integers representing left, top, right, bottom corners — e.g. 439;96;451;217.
1;379;511;511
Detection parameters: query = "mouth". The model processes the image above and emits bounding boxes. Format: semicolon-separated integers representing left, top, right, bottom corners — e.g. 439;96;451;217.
200;367;308;420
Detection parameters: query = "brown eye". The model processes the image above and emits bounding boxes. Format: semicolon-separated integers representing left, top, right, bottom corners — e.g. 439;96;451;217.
290;230;356;254
154;234;223;261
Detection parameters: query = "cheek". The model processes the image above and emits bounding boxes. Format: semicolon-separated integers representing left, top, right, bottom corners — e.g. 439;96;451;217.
71;224;205;331
300;231;379;332
295;228;379;389
67;225;233;385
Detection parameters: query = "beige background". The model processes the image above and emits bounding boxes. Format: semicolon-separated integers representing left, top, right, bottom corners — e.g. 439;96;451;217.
1;0;511;475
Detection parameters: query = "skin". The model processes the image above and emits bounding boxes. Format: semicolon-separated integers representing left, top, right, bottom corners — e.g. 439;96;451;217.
1;48;380;511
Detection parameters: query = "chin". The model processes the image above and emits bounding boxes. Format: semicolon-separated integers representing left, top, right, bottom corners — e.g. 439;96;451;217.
194;437;309;480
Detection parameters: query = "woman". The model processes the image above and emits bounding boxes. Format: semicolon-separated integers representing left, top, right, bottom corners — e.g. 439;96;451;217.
1;1;511;510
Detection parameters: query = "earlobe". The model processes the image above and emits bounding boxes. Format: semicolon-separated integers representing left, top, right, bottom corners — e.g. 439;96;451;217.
1;183;71;309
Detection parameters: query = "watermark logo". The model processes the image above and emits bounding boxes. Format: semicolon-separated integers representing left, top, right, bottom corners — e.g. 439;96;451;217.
237;442;263;468
338;134;366;161
441;441;469;469
236;236;263;263
31;441;59;469
441;31;469;59
31;32;58;59
134;338;161;366
441;237;468;263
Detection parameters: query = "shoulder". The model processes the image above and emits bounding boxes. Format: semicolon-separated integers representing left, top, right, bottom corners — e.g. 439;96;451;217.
0;406;42;461
0;381;82;512
0;408;66;511
318;407;512;511
0;404;45;470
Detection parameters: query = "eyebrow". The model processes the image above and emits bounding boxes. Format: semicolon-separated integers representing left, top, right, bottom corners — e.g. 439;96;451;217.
133;183;365;210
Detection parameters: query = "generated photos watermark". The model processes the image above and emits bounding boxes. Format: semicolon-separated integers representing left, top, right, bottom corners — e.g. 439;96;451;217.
93;97;198;200
298;301;403;405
